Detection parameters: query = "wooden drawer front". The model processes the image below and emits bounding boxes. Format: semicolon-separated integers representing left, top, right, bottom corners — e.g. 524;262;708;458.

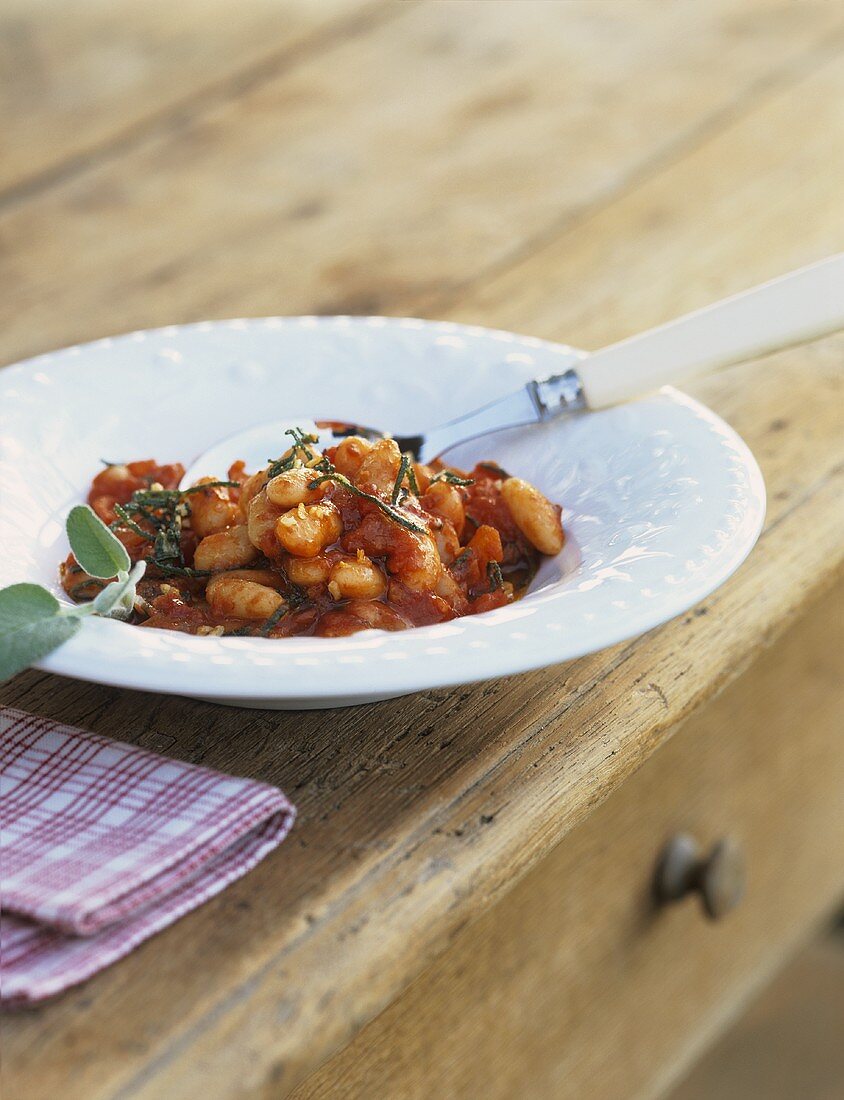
292;583;844;1100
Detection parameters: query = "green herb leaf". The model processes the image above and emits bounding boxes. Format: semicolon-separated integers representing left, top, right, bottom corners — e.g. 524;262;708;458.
0;584;81;682
258;602;288;636
487;560;504;591
147;561;211;578
67;505;131;578
285;584;308;609
404;455;420;496
91;561;147;620
0;583;60;627
391;455;409;505
391;454;421;504
308;470;427;534
180;480;238;494
266;427;320;479
69;579;107;600
111;503;156;542
431;470;474;487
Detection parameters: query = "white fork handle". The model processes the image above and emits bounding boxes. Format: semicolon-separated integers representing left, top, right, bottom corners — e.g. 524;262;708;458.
578;253;844;408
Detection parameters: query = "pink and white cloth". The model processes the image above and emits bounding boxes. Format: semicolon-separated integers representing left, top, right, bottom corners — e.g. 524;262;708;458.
0;706;295;1006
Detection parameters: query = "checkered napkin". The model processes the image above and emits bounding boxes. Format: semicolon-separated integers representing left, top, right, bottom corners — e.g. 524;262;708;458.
0;707;296;1006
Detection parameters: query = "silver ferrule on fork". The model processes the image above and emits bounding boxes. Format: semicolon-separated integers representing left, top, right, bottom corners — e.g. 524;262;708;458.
414;363;586;462
526;368;587;420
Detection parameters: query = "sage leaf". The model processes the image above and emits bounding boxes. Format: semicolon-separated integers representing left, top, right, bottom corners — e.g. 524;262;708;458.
91;561;146;620
0;584;81;682
67;504;131;579
0;582;60;627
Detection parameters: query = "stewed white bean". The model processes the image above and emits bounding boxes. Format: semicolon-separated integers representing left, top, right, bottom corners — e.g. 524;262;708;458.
328;554;387;600
332;436;373;480
247;490;283;557
275;501;343;557
266;467;325;508
284;555;332;586
194;524;258;572
391;531;441;592
355;438;402;494
218;568;285;589
189;477;240;537
238;469;269;515
422;481;465;534
500;477;564;555
206;575;285;620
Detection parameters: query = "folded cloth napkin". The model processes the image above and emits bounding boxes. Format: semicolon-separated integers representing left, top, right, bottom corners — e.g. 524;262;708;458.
0;706;295;1006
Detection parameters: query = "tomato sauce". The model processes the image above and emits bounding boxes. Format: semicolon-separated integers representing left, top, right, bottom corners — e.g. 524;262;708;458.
61;438;564;639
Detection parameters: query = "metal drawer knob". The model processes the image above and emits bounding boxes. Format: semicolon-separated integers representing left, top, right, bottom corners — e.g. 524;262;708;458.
656;833;745;920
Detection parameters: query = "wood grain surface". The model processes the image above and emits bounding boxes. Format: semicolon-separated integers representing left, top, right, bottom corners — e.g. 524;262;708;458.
291;582;844;1100
1;2;843;1098
669;936;844;1100
0;0;379;196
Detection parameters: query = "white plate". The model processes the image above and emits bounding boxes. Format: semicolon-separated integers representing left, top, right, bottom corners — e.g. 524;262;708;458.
0;317;765;708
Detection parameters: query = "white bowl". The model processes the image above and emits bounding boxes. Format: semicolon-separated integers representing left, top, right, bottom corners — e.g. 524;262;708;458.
0;317;765;708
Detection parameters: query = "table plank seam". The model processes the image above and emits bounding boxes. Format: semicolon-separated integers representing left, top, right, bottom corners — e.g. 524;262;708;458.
413;26;844;325
0;0;408;214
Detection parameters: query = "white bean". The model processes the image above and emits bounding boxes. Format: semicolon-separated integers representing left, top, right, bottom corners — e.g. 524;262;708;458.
332;436;373;480
275;502;343;557
422;481;465;533
247;490;283;556
218;568;284;589
328;554;387;600
194;524;259;571
239;469;270;515
206;575;285;620
284;555;332;586
355;438;401;494
500;477;564;555
266;467;324;508
390;531;441;592
188;477;239;537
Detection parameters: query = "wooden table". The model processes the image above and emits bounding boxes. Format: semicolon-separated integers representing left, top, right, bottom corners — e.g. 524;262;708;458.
2;2;843;1097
